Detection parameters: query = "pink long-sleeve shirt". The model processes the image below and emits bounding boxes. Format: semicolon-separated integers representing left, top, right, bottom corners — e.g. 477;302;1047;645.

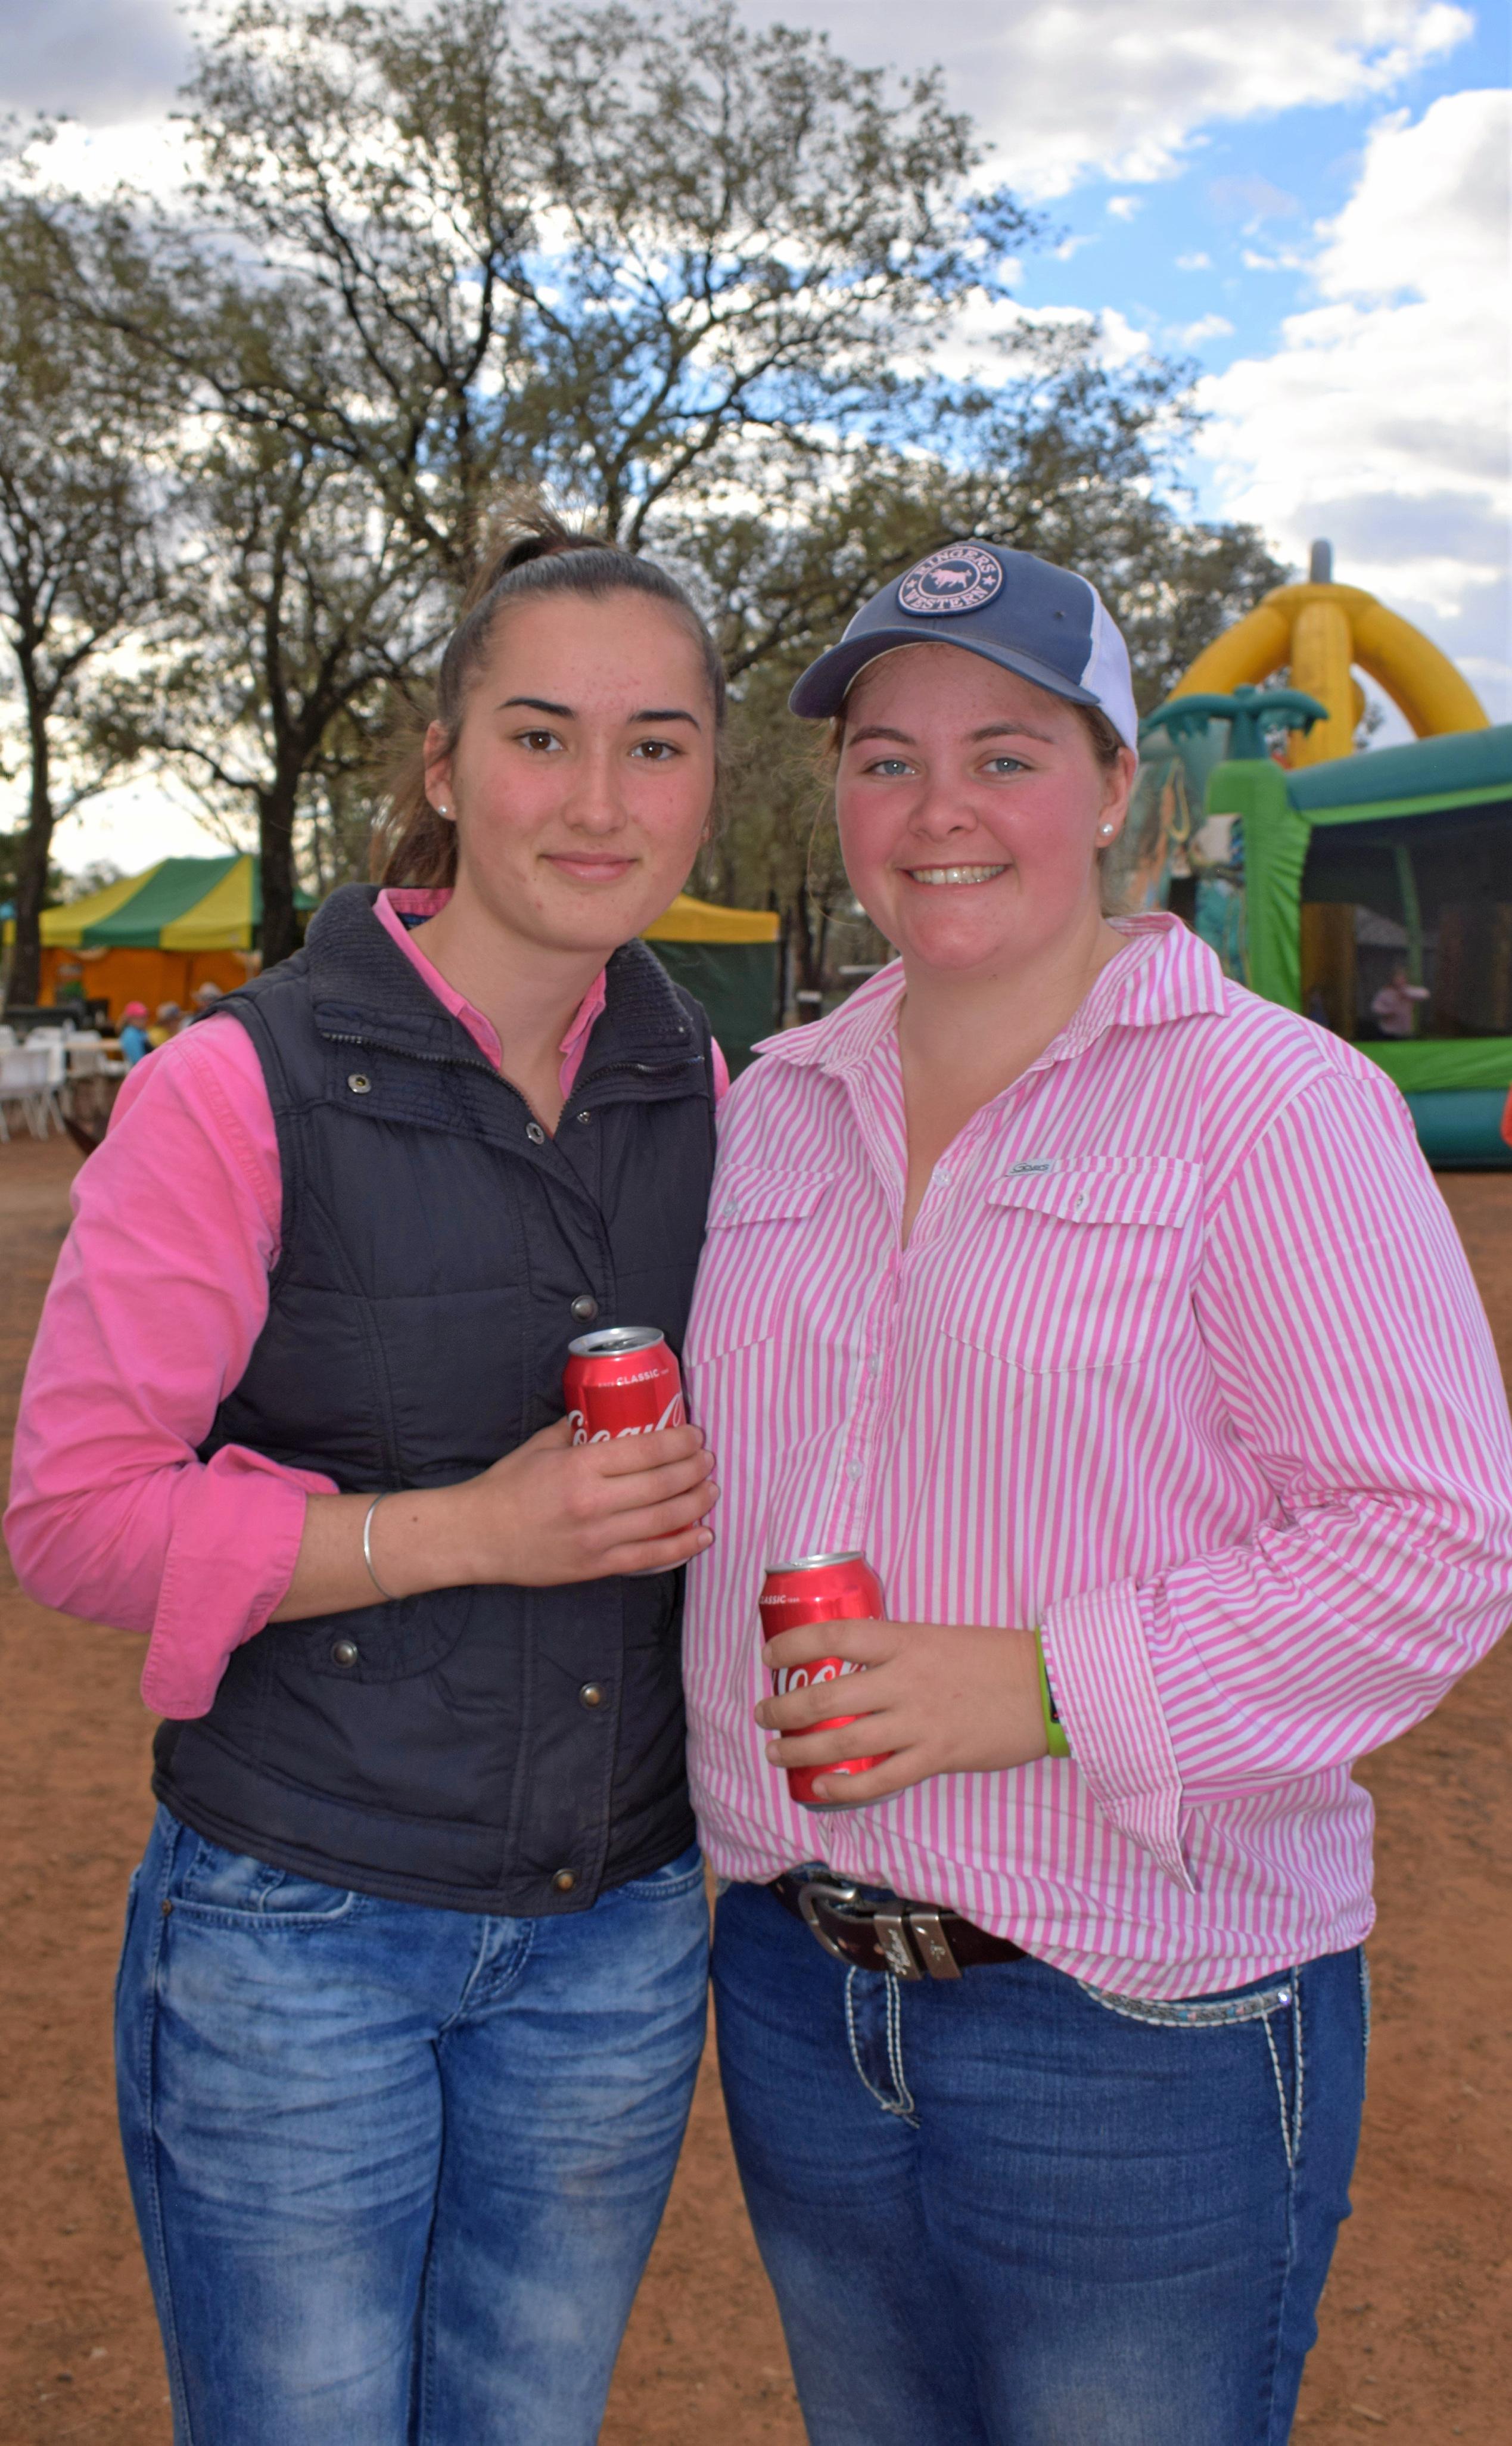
682;913;1512;1997
6;890;726;1721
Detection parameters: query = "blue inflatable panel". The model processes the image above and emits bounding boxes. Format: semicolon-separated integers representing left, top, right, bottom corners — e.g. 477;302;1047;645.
1402;1089;1512;1169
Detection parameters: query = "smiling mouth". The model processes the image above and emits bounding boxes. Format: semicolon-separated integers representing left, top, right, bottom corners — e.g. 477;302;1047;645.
903;865;1008;887
543;854;636;878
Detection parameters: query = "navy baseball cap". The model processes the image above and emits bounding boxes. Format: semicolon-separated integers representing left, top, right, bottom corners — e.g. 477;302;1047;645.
788;542;1138;750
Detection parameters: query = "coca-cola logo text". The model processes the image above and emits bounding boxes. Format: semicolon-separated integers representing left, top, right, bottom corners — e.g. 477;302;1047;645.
772;1659;858;1693
569;1394;686;1446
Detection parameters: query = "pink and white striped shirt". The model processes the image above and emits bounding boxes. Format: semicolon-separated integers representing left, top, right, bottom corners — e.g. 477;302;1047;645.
682;913;1512;1997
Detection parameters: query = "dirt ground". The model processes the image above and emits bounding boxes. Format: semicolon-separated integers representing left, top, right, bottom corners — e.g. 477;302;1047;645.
1;1130;1508;2445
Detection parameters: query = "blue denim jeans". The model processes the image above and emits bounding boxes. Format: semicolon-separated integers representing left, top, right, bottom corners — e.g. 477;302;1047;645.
713;1875;1368;2446
116;1807;708;2446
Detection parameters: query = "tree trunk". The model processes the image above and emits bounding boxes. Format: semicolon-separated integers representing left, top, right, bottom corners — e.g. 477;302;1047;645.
5;696;52;1011
258;771;301;968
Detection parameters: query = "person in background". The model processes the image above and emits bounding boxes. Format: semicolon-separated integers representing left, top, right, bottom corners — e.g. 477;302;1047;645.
1371;961;1430;1039
191;979;223;1015
7;509;729;2446
150;999;184;1045
682;541;1512;2446
117;1002;152;1067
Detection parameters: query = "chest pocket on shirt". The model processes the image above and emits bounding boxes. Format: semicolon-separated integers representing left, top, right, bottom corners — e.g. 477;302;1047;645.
942;1156;1201;1374
684;1168;836;1362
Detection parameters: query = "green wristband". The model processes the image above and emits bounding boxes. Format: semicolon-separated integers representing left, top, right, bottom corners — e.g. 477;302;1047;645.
1037;1636;1071;1758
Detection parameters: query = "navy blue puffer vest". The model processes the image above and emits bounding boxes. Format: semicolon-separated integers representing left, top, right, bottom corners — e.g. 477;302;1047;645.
151;884;717;1914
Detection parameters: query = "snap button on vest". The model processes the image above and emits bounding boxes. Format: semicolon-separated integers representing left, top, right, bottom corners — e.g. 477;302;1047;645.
578;1682;605;1709
331;1637;360;1667
571;1294;598;1322
525;1120;546;1145
347;1073;371;1095
552;1868;577;1893
575;1109;592;1124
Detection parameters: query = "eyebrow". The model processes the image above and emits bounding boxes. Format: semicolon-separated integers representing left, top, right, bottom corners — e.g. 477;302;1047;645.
846;719;1056;747
497;695;701;729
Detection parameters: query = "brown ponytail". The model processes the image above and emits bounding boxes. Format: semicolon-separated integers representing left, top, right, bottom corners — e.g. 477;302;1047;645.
372;503;726;889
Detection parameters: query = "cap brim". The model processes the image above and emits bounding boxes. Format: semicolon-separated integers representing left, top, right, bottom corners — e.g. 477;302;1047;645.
788;629;1106;722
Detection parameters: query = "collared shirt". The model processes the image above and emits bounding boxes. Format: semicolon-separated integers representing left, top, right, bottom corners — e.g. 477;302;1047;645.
6;891;723;1723
682;914;1512;1999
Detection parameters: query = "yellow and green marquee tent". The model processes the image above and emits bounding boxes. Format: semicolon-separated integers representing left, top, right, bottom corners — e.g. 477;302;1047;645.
7;855;315;1021
11;864;779;1058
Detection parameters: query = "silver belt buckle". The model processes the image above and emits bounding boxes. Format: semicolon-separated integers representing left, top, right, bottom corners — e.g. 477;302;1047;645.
797;1876;863;1963
795;1880;964;1981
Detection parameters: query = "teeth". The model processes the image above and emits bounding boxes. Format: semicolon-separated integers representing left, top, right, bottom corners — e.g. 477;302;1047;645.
907;865;1006;886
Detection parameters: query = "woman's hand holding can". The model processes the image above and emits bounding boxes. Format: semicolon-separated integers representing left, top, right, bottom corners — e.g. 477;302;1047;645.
447;1416;718;1586
757;1615;1049;1805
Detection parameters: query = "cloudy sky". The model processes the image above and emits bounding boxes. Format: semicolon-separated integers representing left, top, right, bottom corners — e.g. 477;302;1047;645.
4;0;1508;872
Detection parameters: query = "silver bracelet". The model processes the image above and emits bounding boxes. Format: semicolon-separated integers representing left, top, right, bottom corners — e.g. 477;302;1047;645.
362;1493;399;1601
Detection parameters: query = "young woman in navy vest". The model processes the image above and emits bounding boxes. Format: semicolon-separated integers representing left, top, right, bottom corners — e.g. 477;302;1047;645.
13;517;726;2444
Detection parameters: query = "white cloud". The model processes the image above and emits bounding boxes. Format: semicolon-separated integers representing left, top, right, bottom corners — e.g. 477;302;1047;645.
1174;313;1235;345
1106;194;1141;222
1197;89;1512;717
748;0;1473;195
1177;251;1214;271
7;2;1480;207
0;0;185;122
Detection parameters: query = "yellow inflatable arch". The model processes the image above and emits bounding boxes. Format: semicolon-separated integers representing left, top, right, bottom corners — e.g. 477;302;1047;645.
1171;552;1488;765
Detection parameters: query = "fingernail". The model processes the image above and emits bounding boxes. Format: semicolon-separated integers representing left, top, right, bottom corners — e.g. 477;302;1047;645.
698;1528;713;1546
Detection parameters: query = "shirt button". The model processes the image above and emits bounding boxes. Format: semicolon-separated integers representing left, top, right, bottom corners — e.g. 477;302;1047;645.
346;1073;371;1095
552;1868;577;1894
525;1120;546;1145
571;1295;599;1322
578;1682;606;1709
331;1638;360;1668
847;1461;862;1482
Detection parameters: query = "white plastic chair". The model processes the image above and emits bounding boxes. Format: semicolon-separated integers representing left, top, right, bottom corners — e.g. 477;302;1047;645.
0;1044;57;1140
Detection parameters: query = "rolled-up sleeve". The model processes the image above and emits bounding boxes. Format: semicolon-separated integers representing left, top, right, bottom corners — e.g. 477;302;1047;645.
1043;1071;1512;1885
4;1024;335;1720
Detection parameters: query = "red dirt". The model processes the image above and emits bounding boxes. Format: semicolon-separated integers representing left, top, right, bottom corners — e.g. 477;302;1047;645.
1;1132;1508;2444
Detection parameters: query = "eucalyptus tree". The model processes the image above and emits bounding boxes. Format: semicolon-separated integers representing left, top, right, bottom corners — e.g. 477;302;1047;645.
154;0;1036;573
105;416;448;962
0;201;171;1008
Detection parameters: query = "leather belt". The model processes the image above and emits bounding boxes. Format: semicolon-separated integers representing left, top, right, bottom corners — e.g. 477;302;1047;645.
769;1870;1028;1982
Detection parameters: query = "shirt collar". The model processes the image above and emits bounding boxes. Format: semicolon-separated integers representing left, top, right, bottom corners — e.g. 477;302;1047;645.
757;912;1228;1079
377;885;609;1088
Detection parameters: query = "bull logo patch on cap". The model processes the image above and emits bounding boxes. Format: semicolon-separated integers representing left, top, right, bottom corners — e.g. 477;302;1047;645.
897;543;1003;617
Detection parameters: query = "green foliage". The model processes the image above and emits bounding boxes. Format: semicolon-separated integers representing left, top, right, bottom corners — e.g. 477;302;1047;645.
10;0;1289;984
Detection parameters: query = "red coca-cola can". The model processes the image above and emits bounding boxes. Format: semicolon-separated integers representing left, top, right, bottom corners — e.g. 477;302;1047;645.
759;1550;889;1810
564;1326;686;1444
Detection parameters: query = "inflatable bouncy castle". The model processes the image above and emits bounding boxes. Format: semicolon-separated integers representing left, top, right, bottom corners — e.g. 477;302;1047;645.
1130;546;1512;1167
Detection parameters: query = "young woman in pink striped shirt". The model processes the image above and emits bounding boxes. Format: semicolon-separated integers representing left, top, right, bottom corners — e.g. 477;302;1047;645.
682;543;1512;2445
